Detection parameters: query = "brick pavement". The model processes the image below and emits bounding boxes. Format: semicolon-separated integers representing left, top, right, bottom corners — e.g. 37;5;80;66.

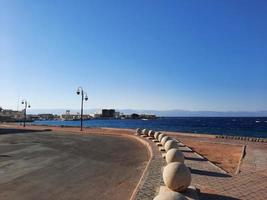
134;136;200;200
178;137;267;200
133;136;165;200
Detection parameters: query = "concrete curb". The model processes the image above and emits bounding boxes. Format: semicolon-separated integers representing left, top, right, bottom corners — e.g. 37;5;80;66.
129;135;154;200
235;145;246;174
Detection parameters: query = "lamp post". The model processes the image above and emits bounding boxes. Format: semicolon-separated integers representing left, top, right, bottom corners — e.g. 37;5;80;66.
21;99;31;127
76;87;88;131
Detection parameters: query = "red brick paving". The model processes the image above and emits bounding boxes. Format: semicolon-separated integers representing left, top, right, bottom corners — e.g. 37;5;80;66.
179;137;267;200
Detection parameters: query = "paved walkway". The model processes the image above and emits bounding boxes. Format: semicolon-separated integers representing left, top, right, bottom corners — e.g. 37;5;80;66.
180;138;267;200
133;136;165;200
0;129;148;200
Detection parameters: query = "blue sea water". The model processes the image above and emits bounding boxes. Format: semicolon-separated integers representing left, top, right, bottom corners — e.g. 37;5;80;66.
32;117;267;138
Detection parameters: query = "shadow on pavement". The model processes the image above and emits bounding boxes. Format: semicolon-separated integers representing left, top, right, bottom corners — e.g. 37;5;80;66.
0;128;52;135
191;168;231;177
181;149;193;153
200;192;240;200
185;156;207;161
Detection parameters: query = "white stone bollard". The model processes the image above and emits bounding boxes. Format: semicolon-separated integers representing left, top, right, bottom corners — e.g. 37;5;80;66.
163;162;191;192
142;129;149;136
164;140;179;152
135;128;142;135
153;192;187;200
165;149;184;164
148;130;155;137
154;131;161;140
158;133;166;142
161;136;171;146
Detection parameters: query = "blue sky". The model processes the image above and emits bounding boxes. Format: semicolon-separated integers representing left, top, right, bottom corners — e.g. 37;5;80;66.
1;0;267;111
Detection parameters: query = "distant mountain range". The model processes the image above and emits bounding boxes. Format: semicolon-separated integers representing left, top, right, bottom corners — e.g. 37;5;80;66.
28;108;267;117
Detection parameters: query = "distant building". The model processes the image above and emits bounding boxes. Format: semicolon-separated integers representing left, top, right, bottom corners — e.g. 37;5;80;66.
61;110;80;121
83;114;93;120
101;109;115;118
0;108;24;122
38;114;55;120
61;110;92;121
115;112;120;118
94;113;102;118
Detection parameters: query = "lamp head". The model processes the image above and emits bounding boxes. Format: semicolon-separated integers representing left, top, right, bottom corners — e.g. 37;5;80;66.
85;95;88;101
22;101;24;104
76;88;80;95
28;105;31;108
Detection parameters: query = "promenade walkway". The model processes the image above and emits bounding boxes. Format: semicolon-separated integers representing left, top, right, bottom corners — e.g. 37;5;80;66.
0;128;148;200
179;137;267;200
1;125;266;200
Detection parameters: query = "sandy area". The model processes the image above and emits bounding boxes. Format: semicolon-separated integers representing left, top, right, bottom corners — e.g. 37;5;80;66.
179;139;243;174
163;131;243;174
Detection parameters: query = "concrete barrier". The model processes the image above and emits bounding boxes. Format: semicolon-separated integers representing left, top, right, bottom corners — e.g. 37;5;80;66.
215;135;267;143
161;136;171;146
154;131;161;140
148;130;155;137
164;140;179;152
165;149;184;164
163;162;191;192
158;133;166;142
142;129;149;136
153;191;187;200
135;128;142;135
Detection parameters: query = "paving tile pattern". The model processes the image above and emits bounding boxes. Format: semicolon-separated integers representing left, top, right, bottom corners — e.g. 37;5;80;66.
179;139;267;200
134;137;165;200
133;134;267;200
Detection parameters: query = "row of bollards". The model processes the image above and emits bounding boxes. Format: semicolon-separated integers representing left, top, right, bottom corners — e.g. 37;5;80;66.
135;128;192;200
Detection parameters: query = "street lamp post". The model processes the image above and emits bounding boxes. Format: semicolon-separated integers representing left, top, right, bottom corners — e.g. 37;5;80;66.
76;87;88;131
21;99;31;127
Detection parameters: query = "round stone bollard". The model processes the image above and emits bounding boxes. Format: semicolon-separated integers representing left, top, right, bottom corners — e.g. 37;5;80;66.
148;130;155;137
142;129;149;136
163;162;191;192
153;192;187;200
135;128;142;135
158;133;166;142
161;136;171;146
164;140;179;152
154;131;160;140
165;149;184;164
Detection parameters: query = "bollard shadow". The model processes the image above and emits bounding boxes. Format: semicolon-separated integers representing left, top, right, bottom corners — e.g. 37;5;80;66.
181;149;193;153
181;187;199;200
200;192;240;200
185;156;207;161
190;168;231;178
0;154;11;158
0;128;52;135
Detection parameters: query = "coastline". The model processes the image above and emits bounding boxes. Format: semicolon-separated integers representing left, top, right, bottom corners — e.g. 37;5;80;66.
1;123;267;199
29;117;267;139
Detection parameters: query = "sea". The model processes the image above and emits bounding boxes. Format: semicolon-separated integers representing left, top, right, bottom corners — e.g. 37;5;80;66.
32;117;267;138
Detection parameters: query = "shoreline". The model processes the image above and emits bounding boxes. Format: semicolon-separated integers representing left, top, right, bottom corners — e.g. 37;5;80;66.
27;123;267;141
0;122;267;140
2;122;267;142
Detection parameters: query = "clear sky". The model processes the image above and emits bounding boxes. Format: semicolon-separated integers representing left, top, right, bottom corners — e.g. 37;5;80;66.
1;0;267;111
